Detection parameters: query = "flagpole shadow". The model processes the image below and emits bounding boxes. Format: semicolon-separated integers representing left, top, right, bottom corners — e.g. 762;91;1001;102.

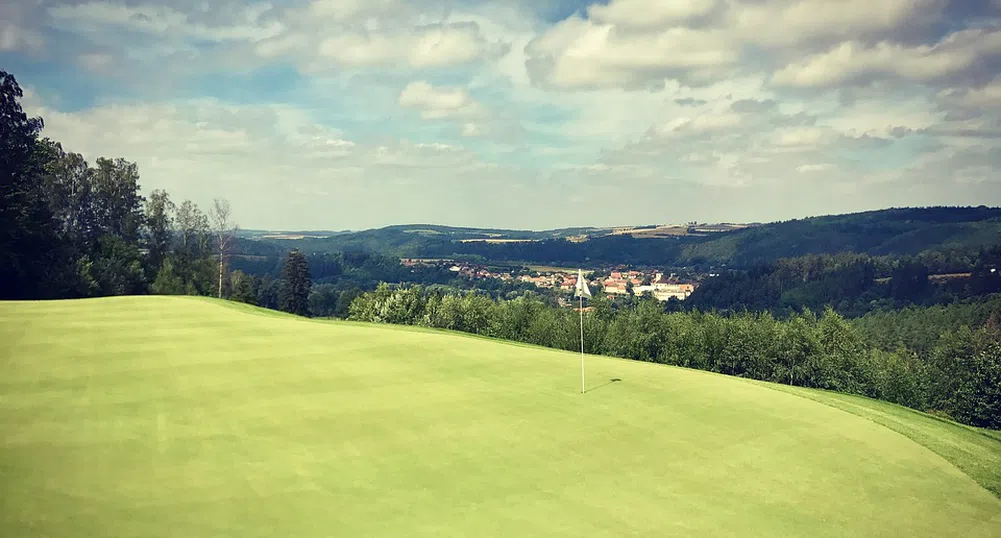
585;378;622;393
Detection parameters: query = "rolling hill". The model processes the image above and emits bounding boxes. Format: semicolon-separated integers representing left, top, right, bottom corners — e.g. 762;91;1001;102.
240;207;1001;269
678;206;1001;266
2;297;1000;537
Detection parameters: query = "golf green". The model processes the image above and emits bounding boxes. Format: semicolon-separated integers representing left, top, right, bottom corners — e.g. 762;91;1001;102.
2;296;1000;537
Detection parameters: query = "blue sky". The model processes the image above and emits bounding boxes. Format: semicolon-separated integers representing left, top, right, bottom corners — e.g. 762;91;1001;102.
2;0;1000;230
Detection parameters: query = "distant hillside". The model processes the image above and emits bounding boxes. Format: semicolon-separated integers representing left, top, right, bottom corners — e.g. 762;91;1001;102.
244;207;1001;269
678;207;1001;266
260;224;608;256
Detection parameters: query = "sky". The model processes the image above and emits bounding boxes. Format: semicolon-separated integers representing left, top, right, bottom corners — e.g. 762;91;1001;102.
2;0;1000;230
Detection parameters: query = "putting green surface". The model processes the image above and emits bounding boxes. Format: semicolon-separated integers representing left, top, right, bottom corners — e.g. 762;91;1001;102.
2;296;1000;537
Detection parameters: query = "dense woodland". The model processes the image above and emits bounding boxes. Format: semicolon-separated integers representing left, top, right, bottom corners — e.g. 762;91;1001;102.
2;69;999;430
686;250;1001;318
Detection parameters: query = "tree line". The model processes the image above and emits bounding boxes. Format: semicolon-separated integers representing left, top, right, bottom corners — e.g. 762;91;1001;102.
347;285;1001;430
227;249;540;318
0;69;316;312
687;251;1001;318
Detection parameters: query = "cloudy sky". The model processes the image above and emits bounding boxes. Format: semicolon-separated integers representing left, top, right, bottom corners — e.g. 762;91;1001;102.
3;0;1000;230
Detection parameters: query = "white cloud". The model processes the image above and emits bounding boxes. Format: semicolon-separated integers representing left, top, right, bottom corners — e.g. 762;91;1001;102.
525;16;738;89
19;90;522;228
9;0;1001;226
772;126;838;148
728;0;943;48
925;117;1001;140
314;23;504;69
938;76;1001;109
306;0;406;22
43;0;508;73
587;0;718;29
47;2;284;43
796;163;834;173
399;81;486;120
648;113;743;138
890;145;1001;186
823;92;942;138
522;0;948;91
397;80;524;141
773;28;1001;87
252;0;509;71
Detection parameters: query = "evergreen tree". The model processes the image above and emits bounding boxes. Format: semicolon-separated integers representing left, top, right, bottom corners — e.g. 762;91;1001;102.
280;249;312;316
0;70;69;298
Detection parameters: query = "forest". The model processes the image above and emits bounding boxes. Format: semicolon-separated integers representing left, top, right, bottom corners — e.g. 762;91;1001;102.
685;250;1001;318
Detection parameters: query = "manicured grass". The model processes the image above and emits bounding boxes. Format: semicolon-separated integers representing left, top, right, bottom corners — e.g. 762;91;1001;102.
1;296;1000;537
765;384;1001;500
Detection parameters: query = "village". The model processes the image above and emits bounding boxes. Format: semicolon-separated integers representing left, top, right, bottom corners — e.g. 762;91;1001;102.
519;270;698;302
401;259;700;302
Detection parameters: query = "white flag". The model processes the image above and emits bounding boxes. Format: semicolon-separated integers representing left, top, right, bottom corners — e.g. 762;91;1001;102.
575;268;592;298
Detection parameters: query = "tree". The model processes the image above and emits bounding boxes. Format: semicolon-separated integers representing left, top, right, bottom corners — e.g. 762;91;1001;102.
0;70;68;299
175;200;210;256
257;276;281;310
308;284;340;317
280;249;312;316
151;258;187;295
172;200;214;294
144;189;174;275
229;270;258;305
39;140;96;246
210;198;237;298
91;157;144;242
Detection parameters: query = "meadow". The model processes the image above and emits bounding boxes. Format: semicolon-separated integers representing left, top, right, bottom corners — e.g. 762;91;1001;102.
2;296;1000;537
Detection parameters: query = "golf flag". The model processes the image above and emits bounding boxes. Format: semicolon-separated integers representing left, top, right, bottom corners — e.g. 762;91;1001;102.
576;269;589;394
575;269;592;298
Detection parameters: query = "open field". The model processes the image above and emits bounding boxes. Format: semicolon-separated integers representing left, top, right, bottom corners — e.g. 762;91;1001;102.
457;238;539;244
256;234;327;240
524;265;594;274
2;297;1001;537
609;225;692;238
605;224;753;239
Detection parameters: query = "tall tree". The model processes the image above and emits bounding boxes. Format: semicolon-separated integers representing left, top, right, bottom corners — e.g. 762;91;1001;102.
280;249;312;316
175;200;209;256
210;198;237;298
162;200;213;295
91;157;144;242
38;140;96;246
0;70;67;298
144;189;174;275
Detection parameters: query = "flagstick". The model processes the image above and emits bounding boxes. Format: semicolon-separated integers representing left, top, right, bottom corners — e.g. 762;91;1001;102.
580;292;585;394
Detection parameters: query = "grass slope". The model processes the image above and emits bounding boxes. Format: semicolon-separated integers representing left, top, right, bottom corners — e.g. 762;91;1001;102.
2;296;1001;537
